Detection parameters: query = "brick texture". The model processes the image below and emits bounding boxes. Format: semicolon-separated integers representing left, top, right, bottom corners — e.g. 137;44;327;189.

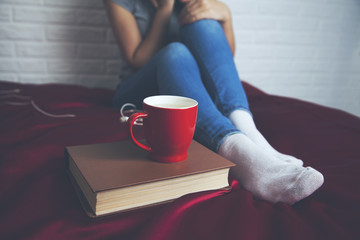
0;0;359;117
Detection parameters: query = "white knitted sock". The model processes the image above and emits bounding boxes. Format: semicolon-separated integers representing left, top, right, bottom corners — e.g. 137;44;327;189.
218;133;324;204
229;109;303;166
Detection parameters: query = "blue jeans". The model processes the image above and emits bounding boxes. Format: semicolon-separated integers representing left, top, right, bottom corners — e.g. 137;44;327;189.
113;19;250;152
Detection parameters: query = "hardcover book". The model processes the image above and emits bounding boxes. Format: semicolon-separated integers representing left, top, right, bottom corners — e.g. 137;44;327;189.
65;140;235;217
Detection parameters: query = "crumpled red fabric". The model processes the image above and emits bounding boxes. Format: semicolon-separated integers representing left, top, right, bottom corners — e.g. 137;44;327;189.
1;81;359;240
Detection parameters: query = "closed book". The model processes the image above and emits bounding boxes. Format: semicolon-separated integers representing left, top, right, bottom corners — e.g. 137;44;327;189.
65;140;235;217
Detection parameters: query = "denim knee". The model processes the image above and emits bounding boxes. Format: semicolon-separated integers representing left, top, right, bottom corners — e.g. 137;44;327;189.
156;42;199;94
158;42;194;66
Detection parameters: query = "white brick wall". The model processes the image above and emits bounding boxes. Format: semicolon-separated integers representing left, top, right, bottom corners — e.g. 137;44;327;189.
0;0;121;90
227;0;360;117
0;0;359;117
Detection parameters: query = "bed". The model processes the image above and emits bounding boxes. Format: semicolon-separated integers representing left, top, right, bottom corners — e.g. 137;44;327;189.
1;80;359;240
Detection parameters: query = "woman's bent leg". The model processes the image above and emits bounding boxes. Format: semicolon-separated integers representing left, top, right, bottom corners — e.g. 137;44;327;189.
180;19;249;116
180;20;323;203
180;19;303;166
156;42;240;152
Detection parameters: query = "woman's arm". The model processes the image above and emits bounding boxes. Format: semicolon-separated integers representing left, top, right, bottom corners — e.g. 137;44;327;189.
178;0;235;55
104;0;175;69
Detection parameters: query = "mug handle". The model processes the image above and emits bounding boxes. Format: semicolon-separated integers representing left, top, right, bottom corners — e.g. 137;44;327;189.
128;112;151;152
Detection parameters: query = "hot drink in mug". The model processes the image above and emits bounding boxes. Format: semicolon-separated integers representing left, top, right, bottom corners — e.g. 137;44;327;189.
128;95;198;163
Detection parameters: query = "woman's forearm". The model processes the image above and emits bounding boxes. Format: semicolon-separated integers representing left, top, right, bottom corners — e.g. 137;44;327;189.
131;6;173;68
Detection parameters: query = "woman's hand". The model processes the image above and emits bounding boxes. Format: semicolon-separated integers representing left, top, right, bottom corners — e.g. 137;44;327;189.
178;0;231;26
178;0;235;55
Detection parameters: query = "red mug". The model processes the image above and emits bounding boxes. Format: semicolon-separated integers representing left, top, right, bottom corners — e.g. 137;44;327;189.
128;95;198;163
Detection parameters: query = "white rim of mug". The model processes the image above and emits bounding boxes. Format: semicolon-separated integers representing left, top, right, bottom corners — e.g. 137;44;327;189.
143;95;198;109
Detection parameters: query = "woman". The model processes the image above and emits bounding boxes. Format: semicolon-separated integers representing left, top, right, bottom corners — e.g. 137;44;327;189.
104;0;324;204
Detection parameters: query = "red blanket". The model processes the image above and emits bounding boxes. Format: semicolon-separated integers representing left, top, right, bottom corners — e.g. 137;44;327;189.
1;81;359;240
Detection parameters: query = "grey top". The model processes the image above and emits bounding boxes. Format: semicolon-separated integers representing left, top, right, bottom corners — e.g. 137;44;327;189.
110;0;180;82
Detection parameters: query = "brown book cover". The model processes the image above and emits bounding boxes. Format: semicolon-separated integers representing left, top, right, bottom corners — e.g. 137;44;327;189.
65;140;235;217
